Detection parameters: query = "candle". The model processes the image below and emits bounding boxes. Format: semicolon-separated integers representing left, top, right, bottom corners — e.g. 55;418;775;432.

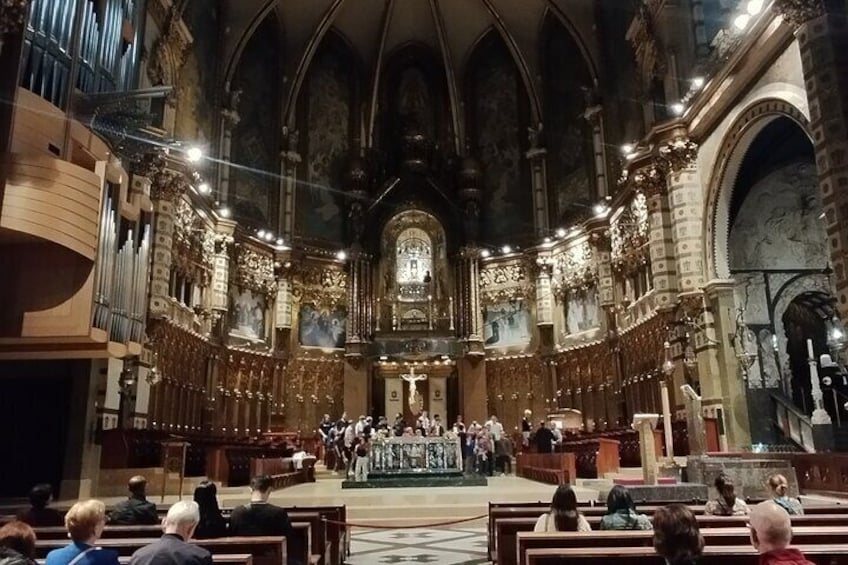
807;338;814;360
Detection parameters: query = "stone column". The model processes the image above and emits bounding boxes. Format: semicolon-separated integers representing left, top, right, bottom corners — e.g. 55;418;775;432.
526;133;549;237
218;87;241;205
703;280;751;449
456;245;486;421
584;105;609;198
638;165;678;310
280;130;301;238
633;414;659;485
210;221;235;335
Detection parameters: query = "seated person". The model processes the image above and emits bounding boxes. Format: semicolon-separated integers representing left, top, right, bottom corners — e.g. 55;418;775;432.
534;485;591;532
16;484;64;527
229;475;294;538
704;473;749;516
653;504;704;565
599;485;652;530
0;520;37;565
129;501;212;565
749;501;815;565
109;476;158;525
768;473;803;515
193;481;227;539
46;500;119;565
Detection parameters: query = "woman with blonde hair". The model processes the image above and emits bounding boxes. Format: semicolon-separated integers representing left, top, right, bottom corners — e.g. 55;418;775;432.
45;500;119;565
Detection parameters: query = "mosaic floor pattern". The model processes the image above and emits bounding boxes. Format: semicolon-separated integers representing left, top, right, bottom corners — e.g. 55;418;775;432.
347;526;489;565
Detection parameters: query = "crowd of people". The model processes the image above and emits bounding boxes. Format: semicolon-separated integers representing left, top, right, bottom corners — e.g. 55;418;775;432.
317;411;517;479
0;474;302;565
534;473;814;565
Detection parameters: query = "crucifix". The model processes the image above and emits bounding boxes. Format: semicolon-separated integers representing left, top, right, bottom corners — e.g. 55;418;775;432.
400;367;428;412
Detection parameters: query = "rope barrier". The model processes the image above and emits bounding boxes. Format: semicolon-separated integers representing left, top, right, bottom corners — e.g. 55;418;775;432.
322;513;488;529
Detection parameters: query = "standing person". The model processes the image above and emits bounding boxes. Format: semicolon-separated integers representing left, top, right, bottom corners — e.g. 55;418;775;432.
108;476;158;525
534;485;591;532
476;429;493;476
749;501;815;565
343;421;356;478
318;414;334;464
488;415;504;442
534;421;554;454
393;413;405;437
430;415;445;436
417;411;431;436
549;421;562;448
354;435;370;482
521;409;533;447
16;484;64;527
463;423;477;473
229;476;294;539
767;474;804;515
652;504;704;565
330;421;346;473
495;434;513;475
192;481;227;539
704;474;749;516
0;521;38;565
128;501;212;565
45;500;119;565
599;486;652;530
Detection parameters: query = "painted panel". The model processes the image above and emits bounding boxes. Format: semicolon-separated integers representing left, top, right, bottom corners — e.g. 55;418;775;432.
483;299;532;348
565;287;600;335
228;286;268;343
299;304;347;349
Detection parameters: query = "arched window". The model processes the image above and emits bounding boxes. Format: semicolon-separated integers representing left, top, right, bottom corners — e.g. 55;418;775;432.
396;228;432;299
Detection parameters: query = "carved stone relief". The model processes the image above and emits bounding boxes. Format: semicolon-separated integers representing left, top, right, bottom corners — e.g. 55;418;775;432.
479;262;534;305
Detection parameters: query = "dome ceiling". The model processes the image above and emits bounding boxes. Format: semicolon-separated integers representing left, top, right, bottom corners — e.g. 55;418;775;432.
221;0;600;129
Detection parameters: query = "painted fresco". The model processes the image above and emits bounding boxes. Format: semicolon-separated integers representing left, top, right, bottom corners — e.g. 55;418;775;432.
299;304;347;349
228;286;267;343
473;43;531;244
229;17;281;225
565;287;600;335
483;300;532;349
297;48;348;243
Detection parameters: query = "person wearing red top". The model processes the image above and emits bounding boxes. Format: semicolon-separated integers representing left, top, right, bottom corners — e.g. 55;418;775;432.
749;501;815;565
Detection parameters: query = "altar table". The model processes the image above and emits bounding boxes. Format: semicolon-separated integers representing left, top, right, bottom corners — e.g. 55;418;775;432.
369;436;463;475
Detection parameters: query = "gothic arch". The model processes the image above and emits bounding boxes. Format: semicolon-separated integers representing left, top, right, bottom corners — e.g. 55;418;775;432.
705;98;812;280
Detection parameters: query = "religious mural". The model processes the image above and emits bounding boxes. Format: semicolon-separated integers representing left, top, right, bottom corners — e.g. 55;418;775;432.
483;299;532;348
299;304;347;349
227;286;267;343
472;41;531;244
565;287;601;335
229;17;281;225
297;47;348;243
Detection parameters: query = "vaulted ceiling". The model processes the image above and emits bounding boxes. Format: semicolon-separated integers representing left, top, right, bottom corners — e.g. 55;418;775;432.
219;0;601;130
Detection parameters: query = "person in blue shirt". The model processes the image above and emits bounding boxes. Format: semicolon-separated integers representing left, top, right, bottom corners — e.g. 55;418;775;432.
45;500;119;565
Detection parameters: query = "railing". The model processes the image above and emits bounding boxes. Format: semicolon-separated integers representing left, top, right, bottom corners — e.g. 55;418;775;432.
771;392;815;453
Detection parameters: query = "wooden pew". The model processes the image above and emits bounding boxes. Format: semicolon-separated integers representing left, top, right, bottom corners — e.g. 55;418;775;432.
516;528;848;565
34;537;287;565
38;555;254;565
524;544;848;565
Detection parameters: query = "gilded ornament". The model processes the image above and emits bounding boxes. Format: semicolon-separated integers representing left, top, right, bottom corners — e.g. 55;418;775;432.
659;137;698;174
233;244;277;297
611;193;650;275
553;241;598;294
479;262;533;303
773;0;825;28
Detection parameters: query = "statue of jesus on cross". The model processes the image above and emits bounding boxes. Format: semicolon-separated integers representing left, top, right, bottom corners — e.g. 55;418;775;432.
400;367;428;413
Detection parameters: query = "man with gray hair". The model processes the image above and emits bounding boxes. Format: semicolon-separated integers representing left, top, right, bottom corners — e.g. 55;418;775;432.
748;501;814;565
129;501;212;565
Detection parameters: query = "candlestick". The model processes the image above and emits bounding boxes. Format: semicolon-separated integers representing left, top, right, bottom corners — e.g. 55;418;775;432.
376;297;382;332
807;338;832;425
428;294;434;331
449;297;455;331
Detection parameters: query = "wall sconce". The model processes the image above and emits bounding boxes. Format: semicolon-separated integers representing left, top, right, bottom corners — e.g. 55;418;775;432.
511;392;519;401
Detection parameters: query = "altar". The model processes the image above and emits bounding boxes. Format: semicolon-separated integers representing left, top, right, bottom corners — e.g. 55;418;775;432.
370;435;462;476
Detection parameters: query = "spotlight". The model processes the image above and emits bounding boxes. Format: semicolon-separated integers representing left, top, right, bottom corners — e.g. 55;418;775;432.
621;144;634;155
264;232;274;242
556;227;567;238
198;182;211;194
543;237;552;244
691;77;705;90
747;0;763;15
186;147;203;162
218;207;231;218
276;238;284;246
481;249;491;258
502;245;512;254
336;250;347;261
592;202;609;216
257;230;266;239
670;102;685;116
734;13;750;30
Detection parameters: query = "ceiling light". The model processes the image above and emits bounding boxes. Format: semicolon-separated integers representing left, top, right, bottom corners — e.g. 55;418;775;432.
264;232;274;242
336;250;347;261
556;228;567;238
257;230;266;239
481;249;491;258
592;202;609;216
734;13;750;30
543;237;552;244
276;238;284;246
198;182;211;194
218;207;231;218
186;147;203;162
502;245;512;254
670;102;685;116
621;144;634;155
691;77;705;90
747;0;764;15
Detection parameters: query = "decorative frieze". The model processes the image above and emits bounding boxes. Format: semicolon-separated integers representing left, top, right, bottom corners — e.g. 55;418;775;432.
479;262;533;304
292;264;348;307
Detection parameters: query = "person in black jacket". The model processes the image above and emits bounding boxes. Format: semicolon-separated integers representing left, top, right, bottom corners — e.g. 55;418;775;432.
534;420;554;454
128;501;212;565
109;476;158;525
192;482;227;539
229;475;294;538
16;484;64;527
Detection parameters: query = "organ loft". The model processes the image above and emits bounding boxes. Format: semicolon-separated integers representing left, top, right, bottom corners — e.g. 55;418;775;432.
3;1;848;561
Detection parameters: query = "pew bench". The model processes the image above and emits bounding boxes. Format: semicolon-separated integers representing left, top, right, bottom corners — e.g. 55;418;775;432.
523;544;848;565
37;555;254;565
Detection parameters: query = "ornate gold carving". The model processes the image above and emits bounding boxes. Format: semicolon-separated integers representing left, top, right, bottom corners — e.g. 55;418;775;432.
292;263;348;307
140;154;190;202
147;0;193;90
659;137;698;174
774;0;825;28
631;163;668;197
627;2;667;91
172;198;215;283
0;0;30;36
611;193;650;275
553;241;597;295
479;262;533;303
233;244;277;297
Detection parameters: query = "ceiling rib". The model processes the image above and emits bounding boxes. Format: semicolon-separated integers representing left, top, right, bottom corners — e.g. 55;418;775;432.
478;0;542;123
366;0;395;149
283;0;348;127
429;0;463;155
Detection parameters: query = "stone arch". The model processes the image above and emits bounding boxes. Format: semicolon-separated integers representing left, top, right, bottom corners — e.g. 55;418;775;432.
705;98;811;280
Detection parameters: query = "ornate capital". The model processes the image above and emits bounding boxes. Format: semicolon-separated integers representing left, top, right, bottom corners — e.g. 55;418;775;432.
631;162;668;198
659;137;698;174
150;170;190;202
0;0;30;36
774;0;826;29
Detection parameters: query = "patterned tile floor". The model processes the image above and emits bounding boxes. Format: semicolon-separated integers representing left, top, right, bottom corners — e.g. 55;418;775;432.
347;526;489;564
